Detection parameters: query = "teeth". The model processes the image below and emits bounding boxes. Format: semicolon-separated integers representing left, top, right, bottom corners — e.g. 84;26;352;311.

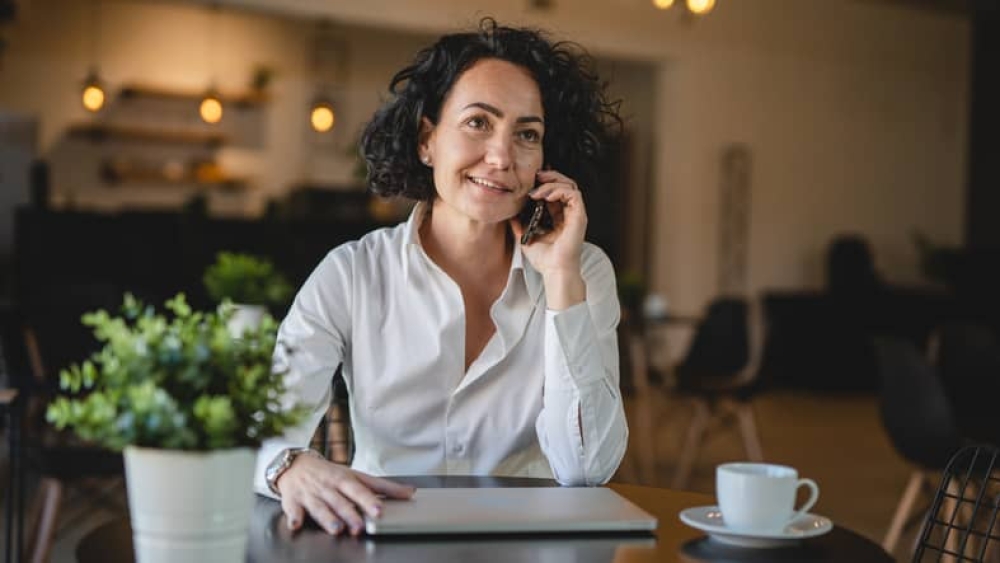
469;177;508;191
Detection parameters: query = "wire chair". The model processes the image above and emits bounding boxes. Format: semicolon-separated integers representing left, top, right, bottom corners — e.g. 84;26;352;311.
310;368;354;464
913;444;1000;562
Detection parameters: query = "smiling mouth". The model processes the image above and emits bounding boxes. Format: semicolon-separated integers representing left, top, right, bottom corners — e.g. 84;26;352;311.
468;176;514;194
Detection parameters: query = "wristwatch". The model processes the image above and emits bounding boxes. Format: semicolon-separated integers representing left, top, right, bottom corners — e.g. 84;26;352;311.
265;447;320;496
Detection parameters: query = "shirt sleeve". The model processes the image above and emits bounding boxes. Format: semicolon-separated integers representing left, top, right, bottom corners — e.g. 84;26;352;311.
534;245;629;486
254;247;353;498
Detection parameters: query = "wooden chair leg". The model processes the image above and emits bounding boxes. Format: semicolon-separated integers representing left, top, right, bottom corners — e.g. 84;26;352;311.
672;400;710;491
883;470;925;552
28;477;63;563
734;402;764;462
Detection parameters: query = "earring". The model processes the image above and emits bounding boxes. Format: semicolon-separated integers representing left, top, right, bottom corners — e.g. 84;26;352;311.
422;155;431;166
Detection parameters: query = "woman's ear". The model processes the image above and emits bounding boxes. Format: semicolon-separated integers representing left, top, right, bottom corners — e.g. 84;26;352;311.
418;116;435;162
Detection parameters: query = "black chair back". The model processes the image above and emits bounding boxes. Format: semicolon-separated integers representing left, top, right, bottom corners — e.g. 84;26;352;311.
676;297;749;380
914;444;1000;562
936;323;1000;446
874;336;963;471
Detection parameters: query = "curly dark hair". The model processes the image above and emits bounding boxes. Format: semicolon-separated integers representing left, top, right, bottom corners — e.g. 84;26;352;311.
360;17;622;201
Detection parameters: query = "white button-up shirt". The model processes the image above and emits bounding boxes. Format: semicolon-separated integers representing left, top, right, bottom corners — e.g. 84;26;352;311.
254;203;628;496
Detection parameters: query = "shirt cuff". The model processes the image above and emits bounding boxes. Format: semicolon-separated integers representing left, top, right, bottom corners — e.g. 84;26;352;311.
545;301;605;389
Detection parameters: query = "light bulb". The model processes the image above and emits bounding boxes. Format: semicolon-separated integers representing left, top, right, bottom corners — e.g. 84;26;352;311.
82;84;105;112
200;93;223;124
686;0;716;15
652;0;675;9
310;102;335;133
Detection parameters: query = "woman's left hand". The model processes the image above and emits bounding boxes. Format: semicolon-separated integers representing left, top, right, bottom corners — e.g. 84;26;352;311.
511;169;588;309
511;169;587;275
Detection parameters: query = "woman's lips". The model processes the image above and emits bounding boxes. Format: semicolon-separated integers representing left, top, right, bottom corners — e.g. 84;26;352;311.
468;175;514;194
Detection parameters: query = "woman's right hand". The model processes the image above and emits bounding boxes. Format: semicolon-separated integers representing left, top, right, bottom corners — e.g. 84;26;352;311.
276;454;416;536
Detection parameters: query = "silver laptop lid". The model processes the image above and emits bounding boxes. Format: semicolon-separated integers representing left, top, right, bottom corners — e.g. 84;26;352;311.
364;487;658;535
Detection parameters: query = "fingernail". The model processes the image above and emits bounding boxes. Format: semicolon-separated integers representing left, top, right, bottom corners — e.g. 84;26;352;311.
373;505;382;517
528;187;539;195
287;518;298;530
351;525;361;536
331;521;342;534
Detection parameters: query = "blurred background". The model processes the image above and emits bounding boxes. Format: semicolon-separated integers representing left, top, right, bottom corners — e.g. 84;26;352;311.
1;0;999;561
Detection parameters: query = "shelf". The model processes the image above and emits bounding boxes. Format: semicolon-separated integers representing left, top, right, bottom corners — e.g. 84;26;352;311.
69;124;227;147
99;160;250;191
119;83;268;108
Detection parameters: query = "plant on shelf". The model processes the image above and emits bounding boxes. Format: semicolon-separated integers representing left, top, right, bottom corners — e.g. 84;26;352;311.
204;252;292;309
46;293;305;563
203;252;293;335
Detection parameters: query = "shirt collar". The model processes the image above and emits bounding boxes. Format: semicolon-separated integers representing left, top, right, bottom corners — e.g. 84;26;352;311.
401;201;543;304
402;201;428;248
512;237;544;305
401;201;429;281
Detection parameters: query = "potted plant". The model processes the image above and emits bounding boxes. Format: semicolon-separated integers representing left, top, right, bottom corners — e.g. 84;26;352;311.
203;252;293;336
47;294;305;563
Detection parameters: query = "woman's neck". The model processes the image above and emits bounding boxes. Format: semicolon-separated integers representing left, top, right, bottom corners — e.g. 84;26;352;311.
419;200;512;283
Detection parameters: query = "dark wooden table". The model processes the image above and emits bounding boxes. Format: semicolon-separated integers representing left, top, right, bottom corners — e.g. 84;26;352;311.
77;475;893;563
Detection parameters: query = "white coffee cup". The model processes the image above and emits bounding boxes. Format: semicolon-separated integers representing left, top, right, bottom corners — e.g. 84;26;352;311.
716;462;820;534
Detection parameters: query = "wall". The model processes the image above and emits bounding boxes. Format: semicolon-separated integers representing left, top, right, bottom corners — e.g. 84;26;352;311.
0;0;970;328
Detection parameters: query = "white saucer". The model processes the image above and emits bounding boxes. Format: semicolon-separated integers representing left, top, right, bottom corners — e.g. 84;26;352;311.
679;506;833;548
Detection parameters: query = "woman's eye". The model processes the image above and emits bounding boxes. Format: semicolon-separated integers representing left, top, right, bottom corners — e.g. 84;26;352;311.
518;130;542;143
465;116;488;130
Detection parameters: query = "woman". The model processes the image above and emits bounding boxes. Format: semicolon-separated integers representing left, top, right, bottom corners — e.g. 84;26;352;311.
255;18;628;537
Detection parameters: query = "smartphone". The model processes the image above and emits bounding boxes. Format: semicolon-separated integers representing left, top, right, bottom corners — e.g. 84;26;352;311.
518;169;555;245
519;199;552;245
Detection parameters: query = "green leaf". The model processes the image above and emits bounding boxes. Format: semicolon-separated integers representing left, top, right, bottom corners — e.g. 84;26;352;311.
203;252;293;308
43;292;306;452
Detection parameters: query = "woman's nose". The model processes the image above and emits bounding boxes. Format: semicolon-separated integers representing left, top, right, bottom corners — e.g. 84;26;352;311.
484;137;514;169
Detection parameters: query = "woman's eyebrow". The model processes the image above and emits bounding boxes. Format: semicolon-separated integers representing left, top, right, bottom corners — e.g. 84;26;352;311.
462;102;544;125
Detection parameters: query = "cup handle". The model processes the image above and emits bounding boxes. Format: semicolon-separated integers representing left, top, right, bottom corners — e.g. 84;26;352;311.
790;478;820;523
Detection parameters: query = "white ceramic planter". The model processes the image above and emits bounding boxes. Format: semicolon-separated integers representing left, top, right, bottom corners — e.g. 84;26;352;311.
124;447;257;563
226;304;266;338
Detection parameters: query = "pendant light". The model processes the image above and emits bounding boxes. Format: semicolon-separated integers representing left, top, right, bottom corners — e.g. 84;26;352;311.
200;3;223;124
308;21;350;134
651;0;716;16
310;98;335;133
81;68;106;112
81;0;105;112
687;0;716;15
200;87;223;124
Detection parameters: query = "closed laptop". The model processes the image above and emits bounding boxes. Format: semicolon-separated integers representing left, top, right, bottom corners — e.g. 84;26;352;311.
364;487;658;535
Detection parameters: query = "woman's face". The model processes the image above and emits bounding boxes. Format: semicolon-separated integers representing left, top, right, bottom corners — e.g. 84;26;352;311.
420;58;545;227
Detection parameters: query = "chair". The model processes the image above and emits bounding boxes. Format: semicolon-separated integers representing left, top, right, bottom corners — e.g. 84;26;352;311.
873;336;966;554
913;444;1000;562
0;301;125;563
668;296;764;490
310;369;354;465
935;323;1000;447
